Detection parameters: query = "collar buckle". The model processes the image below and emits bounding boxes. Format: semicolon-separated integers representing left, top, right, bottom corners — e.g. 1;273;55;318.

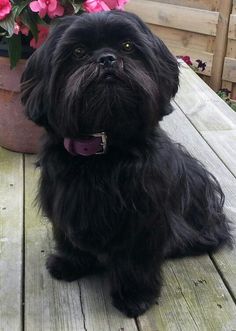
91;132;107;155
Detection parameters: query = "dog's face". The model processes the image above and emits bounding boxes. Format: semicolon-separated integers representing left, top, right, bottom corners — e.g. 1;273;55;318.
21;11;179;141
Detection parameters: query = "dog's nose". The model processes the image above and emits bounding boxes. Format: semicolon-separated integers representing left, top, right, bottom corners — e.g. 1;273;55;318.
98;53;117;68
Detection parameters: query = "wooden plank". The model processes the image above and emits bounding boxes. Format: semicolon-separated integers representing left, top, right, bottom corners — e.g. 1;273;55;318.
233;0;236;14
223;57;236;82
149;25;215;53
162;105;236;298
79;276;138;331
0;148;23;331
174;62;236;176
175;62;236;130
24;156;85;331
167;65;236;305
139;256;236;331
137;106;236;330
162;104;236;187
201;130;236;177
210;0;233;91
24;155;138;331
148;0;220;11
125;0;219;36
226;39;236;58
228;14;236;39
212;185;236;296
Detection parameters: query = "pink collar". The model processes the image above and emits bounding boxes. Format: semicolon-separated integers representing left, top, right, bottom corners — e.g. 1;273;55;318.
64;132;107;156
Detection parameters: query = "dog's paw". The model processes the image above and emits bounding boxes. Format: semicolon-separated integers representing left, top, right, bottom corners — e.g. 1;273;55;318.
111;291;152;318
46;254;81;282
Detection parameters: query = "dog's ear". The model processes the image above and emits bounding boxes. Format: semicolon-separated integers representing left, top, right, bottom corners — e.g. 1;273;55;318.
21;17;77;127
21;45;48;126
151;35;179;117
122;12;179;117
152;36;179;98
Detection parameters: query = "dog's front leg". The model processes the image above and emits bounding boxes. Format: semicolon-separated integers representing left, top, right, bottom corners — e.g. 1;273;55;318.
46;226;104;282
110;250;163;317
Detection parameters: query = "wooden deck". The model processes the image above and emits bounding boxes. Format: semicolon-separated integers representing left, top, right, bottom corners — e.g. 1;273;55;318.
0;62;236;331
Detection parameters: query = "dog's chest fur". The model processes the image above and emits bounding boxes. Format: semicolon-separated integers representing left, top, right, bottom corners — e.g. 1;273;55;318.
39;142;166;255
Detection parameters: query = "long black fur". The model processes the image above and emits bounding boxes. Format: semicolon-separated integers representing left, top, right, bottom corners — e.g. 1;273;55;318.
21;11;232;317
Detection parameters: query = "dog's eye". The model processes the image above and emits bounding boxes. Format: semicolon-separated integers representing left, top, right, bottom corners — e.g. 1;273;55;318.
74;47;86;58
122;41;134;53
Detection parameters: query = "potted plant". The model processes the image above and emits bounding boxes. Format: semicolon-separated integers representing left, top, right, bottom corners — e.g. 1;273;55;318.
0;0;127;153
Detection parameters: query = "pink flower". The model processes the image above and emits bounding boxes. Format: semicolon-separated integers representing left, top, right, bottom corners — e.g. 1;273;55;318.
83;0;127;13
29;0;64;18
30;25;49;49
13;21;30;36
0;0;12;21
179;56;193;66
21;25;30;36
14;22;20;35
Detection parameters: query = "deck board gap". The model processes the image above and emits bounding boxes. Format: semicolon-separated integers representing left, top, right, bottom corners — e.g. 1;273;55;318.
170;266;201;330
78;281;88;331
135;318;142;331
209;253;236;304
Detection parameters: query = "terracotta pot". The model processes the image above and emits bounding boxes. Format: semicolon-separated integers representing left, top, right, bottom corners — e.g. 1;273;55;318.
0;57;45;154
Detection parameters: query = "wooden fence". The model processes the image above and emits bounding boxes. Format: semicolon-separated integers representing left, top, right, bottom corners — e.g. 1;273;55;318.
126;0;236;98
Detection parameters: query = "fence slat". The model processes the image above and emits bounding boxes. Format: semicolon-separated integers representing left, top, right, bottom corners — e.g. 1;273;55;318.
125;0;219;36
210;0;233;91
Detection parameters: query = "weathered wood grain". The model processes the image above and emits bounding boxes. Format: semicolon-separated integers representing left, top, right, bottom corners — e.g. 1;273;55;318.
223;57;236;82
24;155;138;331
125;0;219;36
79;276;138;331
174;63;236;179
24;156;85;331
132;104;236;330
161;104;236;299
138;256;236;331
202;130;236;177
175;63;236;130
228;14;236;40
162;105;236;187
149;0;220;11
210;0;233;91
0;148;23;331
212;184;236;296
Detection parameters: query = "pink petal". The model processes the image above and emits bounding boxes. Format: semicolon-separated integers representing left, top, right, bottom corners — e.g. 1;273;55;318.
83;0;102;12
21;26;29;36
13;22;20;35
30;38;37;49
29;1;41;12
0;0;12;19
100;1;111;11
38;0;47;9
48;0;57;12
48;3;64;17
102;0;116;9
39;7;47;18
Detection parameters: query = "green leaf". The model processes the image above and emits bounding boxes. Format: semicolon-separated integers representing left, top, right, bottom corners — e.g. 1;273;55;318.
6;34;22;68
0;12;16;37
21;9;39;40
67;0;83;13
71;2;82;13
14;0;32;17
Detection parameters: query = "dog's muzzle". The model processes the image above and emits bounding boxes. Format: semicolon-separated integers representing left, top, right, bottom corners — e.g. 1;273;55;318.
64;132;107;156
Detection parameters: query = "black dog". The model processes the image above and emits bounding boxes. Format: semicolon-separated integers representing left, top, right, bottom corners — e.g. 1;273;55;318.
21;11;231;317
